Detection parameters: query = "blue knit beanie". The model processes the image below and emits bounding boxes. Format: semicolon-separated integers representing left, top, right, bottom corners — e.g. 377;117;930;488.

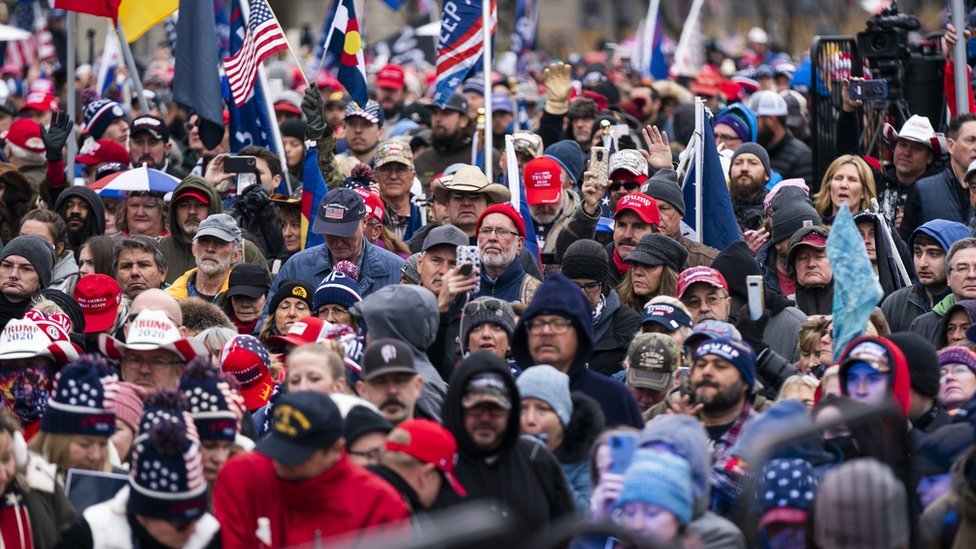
40;356;116;436
516;365;572;426
83;99;126;140
618;450;694;525
543;140;585;186
179;358;245;442
693;336;757;393
313;267;363;311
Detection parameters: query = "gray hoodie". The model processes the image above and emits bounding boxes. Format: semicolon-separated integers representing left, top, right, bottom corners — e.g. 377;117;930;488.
50;250;79;296
639;415;746;549
352;284;447;422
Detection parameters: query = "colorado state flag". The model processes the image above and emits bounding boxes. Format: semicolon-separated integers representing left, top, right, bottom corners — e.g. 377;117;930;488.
323;0;368;107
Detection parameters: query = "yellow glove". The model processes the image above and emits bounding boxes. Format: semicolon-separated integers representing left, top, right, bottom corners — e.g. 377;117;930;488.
543;62;573;116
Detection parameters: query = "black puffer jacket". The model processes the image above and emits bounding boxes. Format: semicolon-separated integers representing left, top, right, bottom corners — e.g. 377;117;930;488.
766;132;814;191
589;290;640;377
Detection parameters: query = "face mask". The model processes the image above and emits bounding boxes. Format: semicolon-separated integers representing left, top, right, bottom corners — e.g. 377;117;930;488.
0;365;52;425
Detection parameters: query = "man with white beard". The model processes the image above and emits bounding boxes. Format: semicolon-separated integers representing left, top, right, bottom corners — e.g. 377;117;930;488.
167;213;244;303
473;203;540;303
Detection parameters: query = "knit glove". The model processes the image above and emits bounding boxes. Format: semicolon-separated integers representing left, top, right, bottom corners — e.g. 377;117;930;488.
735;304;770;354
302;86;331;140
589;472;624;521
41;111;72;162
543;62;573;116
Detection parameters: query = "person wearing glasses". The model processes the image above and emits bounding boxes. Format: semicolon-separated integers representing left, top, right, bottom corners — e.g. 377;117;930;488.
786;226;834;316
101;309;208;396
912;238;976;346
474;204;540;303
713;102;757;154
375;141;424;242
511;272;643;428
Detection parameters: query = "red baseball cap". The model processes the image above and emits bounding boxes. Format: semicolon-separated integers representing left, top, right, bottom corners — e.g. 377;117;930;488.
174;188;211;206
614;193;660;226
274;99;302;115
73;274;123;334
376;64;406;90
220;335;274;412
676;266;729;298
1;118;45;153
352;188;385;222
267;317;334;349
75;139;131;166
523;157;562;205
21;91;58;113
386;419;467;496
476;203;526;239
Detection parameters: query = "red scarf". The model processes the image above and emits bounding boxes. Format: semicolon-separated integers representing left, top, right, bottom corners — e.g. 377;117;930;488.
612;248;631;277
1;485;34;549
230;312;259;335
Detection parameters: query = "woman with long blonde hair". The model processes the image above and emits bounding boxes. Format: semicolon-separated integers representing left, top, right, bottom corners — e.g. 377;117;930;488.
812;155;877;224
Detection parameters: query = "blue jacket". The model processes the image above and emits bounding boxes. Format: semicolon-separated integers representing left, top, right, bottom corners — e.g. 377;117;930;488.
267;238;404;312
511;272;644;429
476;259;530;302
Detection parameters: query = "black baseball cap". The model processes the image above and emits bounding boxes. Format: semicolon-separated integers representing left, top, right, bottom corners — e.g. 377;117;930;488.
422;224;469;252
312;188;367;237
256;391;344;465
436;93;469;115
362;339;417;381
224;263;272;299
130;115;169;141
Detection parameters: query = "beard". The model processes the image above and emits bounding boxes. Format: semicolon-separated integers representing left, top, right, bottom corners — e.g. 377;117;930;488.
694;378;747;414
197;254;232;276
757;125;774;147
730;175;766;201
482;246;519;271
182;218;201;236
431;126;464;152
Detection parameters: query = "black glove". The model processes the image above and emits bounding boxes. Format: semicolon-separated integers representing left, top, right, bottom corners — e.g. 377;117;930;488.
764;287;793;316
41;111;72;162
735;304;770;354
241;184;271;214
302;86;329;140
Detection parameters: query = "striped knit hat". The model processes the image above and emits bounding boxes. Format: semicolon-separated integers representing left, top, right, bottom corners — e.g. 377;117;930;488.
312;262;362;312
83;99;126;140
39;355;117;436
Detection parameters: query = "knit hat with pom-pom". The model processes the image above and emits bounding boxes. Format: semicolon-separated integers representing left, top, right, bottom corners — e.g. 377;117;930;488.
39;355;117;437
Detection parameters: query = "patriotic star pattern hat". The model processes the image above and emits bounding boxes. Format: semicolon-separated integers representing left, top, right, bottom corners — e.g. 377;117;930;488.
129;389;208;522
219;335;274;412
180;358;246;442
98;309;207;362
39;355;117;436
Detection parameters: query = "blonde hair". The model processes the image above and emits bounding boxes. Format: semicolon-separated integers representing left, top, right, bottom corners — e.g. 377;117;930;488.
287;343;346;384
813;155;877;218
29;431;112;480
777;375;820;402
797;315;832;356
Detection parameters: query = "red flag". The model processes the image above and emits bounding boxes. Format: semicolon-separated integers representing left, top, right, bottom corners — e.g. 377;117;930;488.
53;0;121;18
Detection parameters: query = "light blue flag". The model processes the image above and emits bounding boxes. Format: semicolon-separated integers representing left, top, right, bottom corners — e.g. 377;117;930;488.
827;204;884;358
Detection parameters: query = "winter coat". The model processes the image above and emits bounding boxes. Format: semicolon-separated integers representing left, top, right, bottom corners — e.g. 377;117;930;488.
53;186;105;255
939;300;976;348
917;447;972;549
882;283;942;333
554;201;601;264
765;131;814;190
50;250;79;296
269;237;404;302
13;453;77;549
414;136;501;188
794;280;834;316
158;176;268;284
533;189;581;255
732;191;767;232
912;294;958;347
352;284;447;422
475;258;541;303
213;452;408;547
60;485;220;549
225;189;286;260
166;267;230;303
437;352;575;537
512;272;644;428
902;167;971;240
589;290;640;376
677;233;719;268
554;393;606;515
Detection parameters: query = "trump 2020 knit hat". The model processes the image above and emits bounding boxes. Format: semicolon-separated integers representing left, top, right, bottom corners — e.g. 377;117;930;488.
179;358;246;442
39;356;116;436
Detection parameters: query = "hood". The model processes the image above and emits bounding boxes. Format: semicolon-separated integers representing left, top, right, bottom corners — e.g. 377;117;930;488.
711;240;760;299
168;175;222;242
939;299;976;347
910;219;971;252
838;335;912;417
512;272;594;371
731;398;838;470
53;186;105;236
555;392;605;463
352;284;438;354
933;293;956;317
441;351;521;457
638;415;712;516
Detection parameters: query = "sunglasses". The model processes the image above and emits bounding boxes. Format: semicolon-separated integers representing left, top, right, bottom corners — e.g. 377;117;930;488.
608;181;639;193
463;298;507;317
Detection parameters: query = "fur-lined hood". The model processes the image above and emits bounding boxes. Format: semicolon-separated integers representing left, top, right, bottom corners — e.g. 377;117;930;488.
555;392;605;464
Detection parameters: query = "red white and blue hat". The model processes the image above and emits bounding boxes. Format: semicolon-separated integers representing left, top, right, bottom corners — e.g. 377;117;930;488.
40;356;117;436
98;309;207;362
179;359;246;442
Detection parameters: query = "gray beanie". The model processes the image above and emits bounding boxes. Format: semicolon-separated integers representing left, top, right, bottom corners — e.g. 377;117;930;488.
771;201;822;243
516;365;573;426
729;142;771;178
459;297;516;353
641;169;685;215
813;458;909;549
0;235;54;289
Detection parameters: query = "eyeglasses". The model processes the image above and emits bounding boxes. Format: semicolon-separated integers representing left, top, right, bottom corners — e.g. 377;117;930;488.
526;317;573;334
608;181;639;193
450;192;487;203
950;264;976;276
940;365;974;379
681;293;728;310
478;227;520;238
347;448;382;463
714;132;742;143
120;355;183;371
317;305;350;319
575;281;602;293
463;298;507;316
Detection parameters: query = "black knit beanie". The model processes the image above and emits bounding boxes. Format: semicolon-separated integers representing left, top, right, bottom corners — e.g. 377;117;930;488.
561;239;610;283
459;297;517;353
887;332;940;398
279;119;307;142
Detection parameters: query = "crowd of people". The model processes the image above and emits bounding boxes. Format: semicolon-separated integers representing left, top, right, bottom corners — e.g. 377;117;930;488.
3;5;976;548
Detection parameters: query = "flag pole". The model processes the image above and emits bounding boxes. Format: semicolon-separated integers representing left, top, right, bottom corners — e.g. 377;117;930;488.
694;97;703;244
112;21;149;113
482;0;492;182
266;4;311;88
314;0;340;87
641;0;661;77
239;0;293;195
66;10;77;180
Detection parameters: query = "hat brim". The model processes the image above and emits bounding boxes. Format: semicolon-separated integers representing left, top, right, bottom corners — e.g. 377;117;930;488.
266;333;314;349
442;470;468;497
640;316;685;331
225;285;270;300
526;186;561;205
312;216;361;237
107;336;208;362
194;228;238;243
623;249;664;266
363;365;418;381
256;433;319;466
758;508;808;530
626;368;671;391
376;78;404;90
83;309;118;334
130;128;165;141
239;378;274;411
461;394;512;411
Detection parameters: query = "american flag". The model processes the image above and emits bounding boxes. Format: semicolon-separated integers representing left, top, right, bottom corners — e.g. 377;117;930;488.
4;1;57;75
223;0;289;107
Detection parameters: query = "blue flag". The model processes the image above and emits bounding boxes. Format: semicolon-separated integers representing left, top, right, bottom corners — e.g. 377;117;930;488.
174;0;225;150
301;146;328;250
827;204;884;358
647;18;668;80
380;0;408;8
433;0;496;106
224;0;277;154
681;108;741;250
511;0;538;76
